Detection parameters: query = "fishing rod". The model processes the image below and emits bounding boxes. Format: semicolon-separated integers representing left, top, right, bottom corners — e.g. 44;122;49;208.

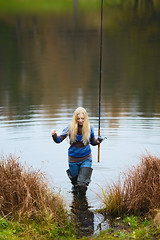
98;0;103;163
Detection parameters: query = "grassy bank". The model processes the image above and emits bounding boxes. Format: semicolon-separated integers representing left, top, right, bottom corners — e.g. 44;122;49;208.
1;214;160;239
0;154;160;239
0;0;132;15
0;0;159;15
0;155;76;239
85;215;160;239
98;153;160;217
0;0;97;15
0;216;75;240
0;0;73;15
92;153;160;239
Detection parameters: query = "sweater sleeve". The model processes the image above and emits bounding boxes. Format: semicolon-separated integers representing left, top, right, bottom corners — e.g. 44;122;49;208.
52;126;69;144
52;133;62;143
90;125;99;146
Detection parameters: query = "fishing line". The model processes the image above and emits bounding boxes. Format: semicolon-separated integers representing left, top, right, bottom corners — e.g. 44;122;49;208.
98;0;103;163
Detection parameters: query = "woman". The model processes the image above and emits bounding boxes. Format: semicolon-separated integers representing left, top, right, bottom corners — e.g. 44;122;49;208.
51;107;103;195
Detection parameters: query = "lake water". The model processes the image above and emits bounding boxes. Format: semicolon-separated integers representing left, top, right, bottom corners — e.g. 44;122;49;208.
0;1;160;230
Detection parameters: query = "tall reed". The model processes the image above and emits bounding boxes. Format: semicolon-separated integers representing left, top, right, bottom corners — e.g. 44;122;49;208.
99;153;160;217
0;155;67;225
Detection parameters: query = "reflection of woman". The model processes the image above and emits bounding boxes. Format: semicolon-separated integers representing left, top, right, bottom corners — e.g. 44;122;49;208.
52;107;103;195
71;194;94;236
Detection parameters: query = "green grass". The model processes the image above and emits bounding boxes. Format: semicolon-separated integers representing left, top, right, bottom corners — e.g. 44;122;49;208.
0;0;132;15
0;215;76;240
83;216;160;240
91;153;160;239
0;155;76;239
0;0;73;15
1;215;160;240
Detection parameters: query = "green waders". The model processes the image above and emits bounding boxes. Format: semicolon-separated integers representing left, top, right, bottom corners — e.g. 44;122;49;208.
66;167;93;196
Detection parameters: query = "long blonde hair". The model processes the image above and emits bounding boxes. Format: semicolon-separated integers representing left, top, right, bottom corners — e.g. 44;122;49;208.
69;107;90;145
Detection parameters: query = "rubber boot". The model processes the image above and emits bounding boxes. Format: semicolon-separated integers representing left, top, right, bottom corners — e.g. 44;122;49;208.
77;167;93;196
66;169;78;193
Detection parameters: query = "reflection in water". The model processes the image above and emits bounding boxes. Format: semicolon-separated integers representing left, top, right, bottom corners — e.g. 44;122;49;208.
134;0;155;13
0;2;160;121
71;193;94;236
73;0;78;27
0;2;160;213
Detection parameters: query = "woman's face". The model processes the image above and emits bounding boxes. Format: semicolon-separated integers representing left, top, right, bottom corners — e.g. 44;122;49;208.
77;113;85;126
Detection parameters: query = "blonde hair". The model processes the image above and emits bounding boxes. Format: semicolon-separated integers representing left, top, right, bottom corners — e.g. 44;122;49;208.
69;107;90;145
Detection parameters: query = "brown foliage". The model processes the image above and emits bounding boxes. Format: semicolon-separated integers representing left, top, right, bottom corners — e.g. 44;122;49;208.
100;153;160;216
0;155;66;221
123;153;160;214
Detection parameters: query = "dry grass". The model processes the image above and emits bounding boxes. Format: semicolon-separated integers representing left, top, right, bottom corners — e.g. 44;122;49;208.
123;153;160;214
100;153;160;217
99;180;123;217
0;154;67;223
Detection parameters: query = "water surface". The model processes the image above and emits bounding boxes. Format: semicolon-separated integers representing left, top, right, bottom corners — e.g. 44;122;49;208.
0;2;160;215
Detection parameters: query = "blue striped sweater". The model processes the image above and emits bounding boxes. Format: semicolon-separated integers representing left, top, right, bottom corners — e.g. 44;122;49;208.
52;125;98;162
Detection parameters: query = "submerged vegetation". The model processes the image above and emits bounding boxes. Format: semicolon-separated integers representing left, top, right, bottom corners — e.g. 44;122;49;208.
0;153;160;239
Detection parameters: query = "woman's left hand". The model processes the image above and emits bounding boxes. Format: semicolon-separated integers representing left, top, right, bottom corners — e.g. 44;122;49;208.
98;136;106;143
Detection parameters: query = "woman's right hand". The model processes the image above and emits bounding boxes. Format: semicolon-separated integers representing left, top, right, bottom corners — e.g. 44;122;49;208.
51;130;56;135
